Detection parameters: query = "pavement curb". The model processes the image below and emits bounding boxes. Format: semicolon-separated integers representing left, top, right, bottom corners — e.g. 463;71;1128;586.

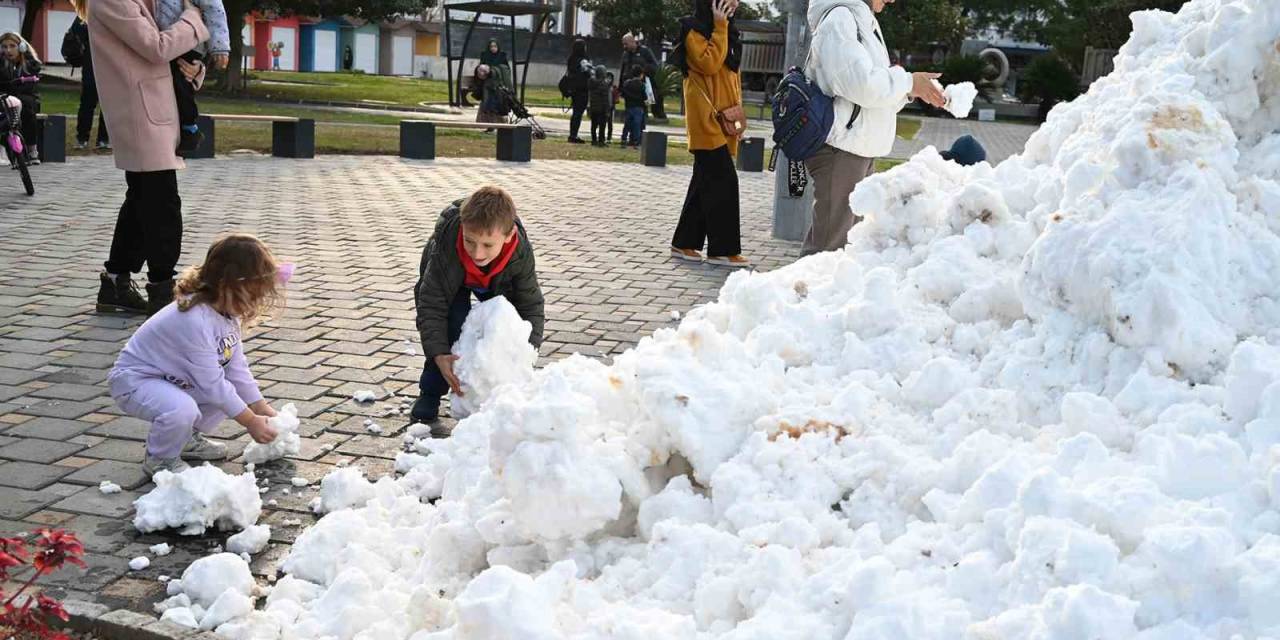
58;600;215;640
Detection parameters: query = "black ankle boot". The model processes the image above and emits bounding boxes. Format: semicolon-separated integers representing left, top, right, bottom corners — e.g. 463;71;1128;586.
96;273;148;314
145;279;175;316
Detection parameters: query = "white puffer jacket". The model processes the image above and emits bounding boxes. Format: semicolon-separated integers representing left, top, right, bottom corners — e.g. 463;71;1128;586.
807;0;913;158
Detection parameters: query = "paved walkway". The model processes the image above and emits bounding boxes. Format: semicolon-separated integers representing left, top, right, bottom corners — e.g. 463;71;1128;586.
0;155;796;613
891;116;1036;163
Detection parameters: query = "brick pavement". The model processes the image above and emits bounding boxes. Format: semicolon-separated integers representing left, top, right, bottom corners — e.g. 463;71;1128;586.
0;155;798;614
890;115;1037;163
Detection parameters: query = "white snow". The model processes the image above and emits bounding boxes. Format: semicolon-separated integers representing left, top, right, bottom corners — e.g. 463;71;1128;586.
158;553;258;632
291;477;310;487
943;81;978;119
129;556;150;571
353;390;378;403
133;466;263;535
226;524;272;555
178;1;1280;638
99;481;122;495
317;467;377;514
447;298;538;419
151;543;172;557
241;403;301;465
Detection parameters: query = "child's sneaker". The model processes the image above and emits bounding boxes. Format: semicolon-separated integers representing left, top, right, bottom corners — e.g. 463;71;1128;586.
96;140;112;151
178;128;203;153
74;138;88;150
143;455;191;478
670;247;703;261
706;254;752;268
180;433;228;461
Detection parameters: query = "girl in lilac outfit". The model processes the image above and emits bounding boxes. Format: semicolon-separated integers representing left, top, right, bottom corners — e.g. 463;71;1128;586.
109;234;290;477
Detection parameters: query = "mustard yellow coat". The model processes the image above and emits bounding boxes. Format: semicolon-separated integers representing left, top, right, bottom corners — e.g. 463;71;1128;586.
682;17;742;157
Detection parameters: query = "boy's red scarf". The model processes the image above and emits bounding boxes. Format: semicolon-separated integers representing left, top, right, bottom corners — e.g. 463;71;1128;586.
458;228;519;290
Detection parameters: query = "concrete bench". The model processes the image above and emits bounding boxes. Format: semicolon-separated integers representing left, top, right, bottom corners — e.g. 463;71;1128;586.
37;114;65;163
737;137;765;172
400;120;532;163
639;133;765;172
186;114;315;160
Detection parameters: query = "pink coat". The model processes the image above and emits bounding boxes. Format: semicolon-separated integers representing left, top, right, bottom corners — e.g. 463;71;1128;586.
88;0;208;172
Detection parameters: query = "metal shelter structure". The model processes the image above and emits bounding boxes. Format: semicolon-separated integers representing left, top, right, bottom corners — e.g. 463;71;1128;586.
443;1;561;106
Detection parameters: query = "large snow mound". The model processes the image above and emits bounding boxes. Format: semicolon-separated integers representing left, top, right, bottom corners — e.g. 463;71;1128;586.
133;466;263;535
203;1;1280;638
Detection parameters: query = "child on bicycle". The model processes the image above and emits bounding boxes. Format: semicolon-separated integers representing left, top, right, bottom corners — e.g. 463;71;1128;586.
109;234;289;477
152;0;231;152
0;32;42;164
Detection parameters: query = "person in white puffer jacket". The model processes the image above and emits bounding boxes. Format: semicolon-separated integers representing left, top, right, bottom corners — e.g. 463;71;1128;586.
801;0;945;255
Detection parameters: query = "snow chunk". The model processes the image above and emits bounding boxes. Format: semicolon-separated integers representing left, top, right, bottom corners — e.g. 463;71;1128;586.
129;557;150;571
318;467;377;513
99;481;122;494
241;403;301;465
226;524;272;555
944;81;978;119
133;466;262;535
448;297;538;419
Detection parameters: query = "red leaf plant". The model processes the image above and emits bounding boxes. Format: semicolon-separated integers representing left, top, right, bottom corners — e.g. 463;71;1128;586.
1;529;85;640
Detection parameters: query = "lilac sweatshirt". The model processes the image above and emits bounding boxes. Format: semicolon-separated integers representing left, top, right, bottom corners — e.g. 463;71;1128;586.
109;302;262;418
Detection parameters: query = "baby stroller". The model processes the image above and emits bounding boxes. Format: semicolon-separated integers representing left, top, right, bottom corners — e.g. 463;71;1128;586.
495;85;547;140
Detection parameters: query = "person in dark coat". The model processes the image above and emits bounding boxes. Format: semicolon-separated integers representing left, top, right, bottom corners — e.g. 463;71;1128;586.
0;32;42;164
587;65;611;146
620;66;647;147
411;186;545;431
69;18;110;150
565;38;591;144
620;33;662;118
479;38;511;89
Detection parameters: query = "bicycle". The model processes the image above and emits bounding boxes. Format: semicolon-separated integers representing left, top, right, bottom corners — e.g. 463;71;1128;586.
0;85;34;196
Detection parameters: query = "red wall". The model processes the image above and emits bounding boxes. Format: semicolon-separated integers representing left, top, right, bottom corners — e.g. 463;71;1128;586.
251;14;301;71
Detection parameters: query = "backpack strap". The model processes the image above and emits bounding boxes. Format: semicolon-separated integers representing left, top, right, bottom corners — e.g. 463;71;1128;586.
807;5;864;131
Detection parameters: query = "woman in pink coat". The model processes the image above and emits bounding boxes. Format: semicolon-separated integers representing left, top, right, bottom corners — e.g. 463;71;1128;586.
84;0;209;315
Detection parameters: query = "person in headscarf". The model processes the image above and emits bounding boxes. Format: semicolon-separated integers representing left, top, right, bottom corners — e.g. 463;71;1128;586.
667;0;750;268
564;38;591;144
479;38;511;90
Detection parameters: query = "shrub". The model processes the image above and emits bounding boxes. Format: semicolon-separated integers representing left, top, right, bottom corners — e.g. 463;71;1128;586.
1;529;86;640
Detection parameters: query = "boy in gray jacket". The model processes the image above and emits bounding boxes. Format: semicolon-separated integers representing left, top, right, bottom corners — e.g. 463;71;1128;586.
154;0;229;152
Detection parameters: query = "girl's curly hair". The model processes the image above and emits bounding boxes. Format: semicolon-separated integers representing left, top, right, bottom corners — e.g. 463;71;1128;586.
175;234;283;326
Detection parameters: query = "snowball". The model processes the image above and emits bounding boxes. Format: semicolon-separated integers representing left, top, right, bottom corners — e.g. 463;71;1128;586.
944;81;978;119
226;524;271;555
352;390;378;403
241;403;302;465
129;557;150;571
99;481;122;495
150;543;172;557
290;477;309;487
448;297;538;419
133;466;263;535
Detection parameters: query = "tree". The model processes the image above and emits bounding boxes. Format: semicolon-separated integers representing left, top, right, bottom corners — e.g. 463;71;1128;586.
576;0;687;43
218;0;425;91
876;0;966;64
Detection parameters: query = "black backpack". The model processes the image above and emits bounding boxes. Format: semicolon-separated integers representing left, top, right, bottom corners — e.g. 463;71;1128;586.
61;23;85;67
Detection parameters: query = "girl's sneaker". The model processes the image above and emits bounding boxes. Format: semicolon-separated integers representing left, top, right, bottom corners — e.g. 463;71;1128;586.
706;254;751;268
670;247;703;261
143;455;191;478
180;433;228;461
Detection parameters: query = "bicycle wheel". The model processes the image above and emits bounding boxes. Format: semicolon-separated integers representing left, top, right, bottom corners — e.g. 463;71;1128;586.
16;155;31;196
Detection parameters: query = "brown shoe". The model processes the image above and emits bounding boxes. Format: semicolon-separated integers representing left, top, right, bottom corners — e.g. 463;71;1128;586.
670;247;703;261
706;254;751;268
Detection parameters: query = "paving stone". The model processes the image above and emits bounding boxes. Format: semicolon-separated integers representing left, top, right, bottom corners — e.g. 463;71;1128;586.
0;438;85;464
4;416;95;440
64;460;151;490
336;434;406;460
0;486;65;519
0;461;76;489
12;398;100;420
0;366;44;386
88;416;151;441
50;486;143;519
80;438;146;463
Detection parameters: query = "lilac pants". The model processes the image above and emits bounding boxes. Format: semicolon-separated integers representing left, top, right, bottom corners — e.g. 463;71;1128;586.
112;378;225;459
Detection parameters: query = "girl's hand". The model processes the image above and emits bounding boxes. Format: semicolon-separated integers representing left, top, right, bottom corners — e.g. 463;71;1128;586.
712;0;732;21
910;72;946;107
246;415;278;444
249;399;277;418
211;53;229;70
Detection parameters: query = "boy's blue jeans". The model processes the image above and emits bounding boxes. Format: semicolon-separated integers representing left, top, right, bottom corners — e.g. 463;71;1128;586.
622;107;646;145
412;288;473;421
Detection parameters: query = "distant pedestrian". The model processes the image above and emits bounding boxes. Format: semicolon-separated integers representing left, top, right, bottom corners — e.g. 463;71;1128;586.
0;32;43;165
67;17;110;150
620;33;663;119
620;66;647;148
473;64;507;125
587;64;610;146
564;38;591;144
343;45;353;70
270;41;281;70
667;0;750;268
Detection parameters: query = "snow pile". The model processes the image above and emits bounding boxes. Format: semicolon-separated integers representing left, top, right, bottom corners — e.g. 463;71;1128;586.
133;466;263;535
943;81;978;119
316;467;377;514
187;1;1280;638
157;553;258;632
447;298;538;419
226;524;272;555
242;403;301;465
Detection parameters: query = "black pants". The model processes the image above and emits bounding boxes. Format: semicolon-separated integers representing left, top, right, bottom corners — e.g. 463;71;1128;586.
652;89;666;119
171;51;202;128
104;170;183;283
569;93;587;140
77;59;109;144
412;288;473;420
672;145;741;257
589;110;607;143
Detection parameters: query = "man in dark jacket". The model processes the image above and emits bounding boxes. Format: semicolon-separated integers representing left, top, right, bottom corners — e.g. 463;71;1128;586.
412;186;545;431
68;18;109;150
619;34;663;119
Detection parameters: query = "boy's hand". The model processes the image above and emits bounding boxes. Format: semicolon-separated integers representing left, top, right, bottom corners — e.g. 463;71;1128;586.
435;354;464;397
246;415;278;444
211;53;230;70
